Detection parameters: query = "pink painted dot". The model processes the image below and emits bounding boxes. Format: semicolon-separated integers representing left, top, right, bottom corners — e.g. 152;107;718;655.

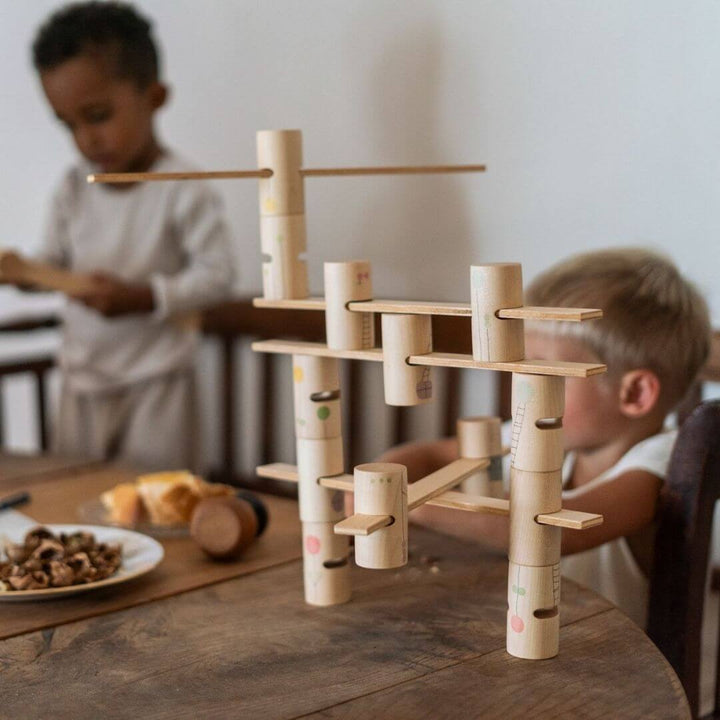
510;615;524;633
305;535;321;555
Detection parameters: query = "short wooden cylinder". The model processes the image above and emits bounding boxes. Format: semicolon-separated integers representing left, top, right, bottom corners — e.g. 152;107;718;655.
302;521;351;606
324;261;375;350
381;314;433;406
257;129;304;216
458;416;504;496
507;561;560;659
353;463;408;569
296;437;345;523
511;374;565;472
509;468;562;567
260;215;308;300
292;355;342;440
470;264;524;362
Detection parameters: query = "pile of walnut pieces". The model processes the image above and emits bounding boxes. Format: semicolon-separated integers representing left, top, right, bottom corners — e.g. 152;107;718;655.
0;527;122;591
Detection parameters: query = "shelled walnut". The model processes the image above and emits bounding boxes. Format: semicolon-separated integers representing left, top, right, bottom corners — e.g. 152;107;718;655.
0;527;122;592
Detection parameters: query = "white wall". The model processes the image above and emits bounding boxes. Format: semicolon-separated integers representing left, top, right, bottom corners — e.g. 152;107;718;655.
1;1;719;464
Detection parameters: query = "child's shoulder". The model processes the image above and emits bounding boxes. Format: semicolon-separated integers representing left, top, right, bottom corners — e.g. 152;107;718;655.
612;429;678;480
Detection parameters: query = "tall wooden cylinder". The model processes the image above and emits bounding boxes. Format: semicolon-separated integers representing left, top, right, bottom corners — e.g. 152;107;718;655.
470;263;524;362
257;130;308;299
353;463;408;569
302;521;351;606
507;561;560;659
324;261;374;350
381;314;433;406
292;355;342;440
511;374;565;473
457;416;503;497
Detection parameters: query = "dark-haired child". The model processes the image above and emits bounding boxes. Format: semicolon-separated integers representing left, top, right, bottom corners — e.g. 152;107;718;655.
28;2;234;470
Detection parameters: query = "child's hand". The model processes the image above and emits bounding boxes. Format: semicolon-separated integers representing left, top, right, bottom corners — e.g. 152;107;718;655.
71;272;154;317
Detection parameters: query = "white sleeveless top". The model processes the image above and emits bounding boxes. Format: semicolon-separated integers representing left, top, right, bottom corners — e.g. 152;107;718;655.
559;430;677;627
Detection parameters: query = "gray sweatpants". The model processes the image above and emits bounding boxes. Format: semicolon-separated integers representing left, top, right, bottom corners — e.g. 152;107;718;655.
53;369;198;472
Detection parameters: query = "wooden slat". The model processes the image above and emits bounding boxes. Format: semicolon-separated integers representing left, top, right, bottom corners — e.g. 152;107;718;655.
497;306;602;322
318;474;354;491
407;458;488;511
253;297;327;311
425;491;510;515
334;513;393;536
409;352;606;378
252;339;383;362
349;299;469;316
536;508;604;530
256;463;301;483
250;298;602;323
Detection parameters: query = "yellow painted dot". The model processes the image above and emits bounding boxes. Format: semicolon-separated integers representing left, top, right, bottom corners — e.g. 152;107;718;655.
293;366;304;382
264;198;277;213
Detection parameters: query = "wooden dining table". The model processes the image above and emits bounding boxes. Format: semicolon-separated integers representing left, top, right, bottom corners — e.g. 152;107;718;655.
0;454;690;719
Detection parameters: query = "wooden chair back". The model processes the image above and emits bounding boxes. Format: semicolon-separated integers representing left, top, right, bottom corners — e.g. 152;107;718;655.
647;400;720;718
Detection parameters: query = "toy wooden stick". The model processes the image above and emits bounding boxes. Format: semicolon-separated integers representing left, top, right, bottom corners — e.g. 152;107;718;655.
0;251;96;295
87;164;486;184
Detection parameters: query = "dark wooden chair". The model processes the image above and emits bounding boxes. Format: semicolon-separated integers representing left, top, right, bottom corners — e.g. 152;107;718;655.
0;317;59;451
647;400;720;719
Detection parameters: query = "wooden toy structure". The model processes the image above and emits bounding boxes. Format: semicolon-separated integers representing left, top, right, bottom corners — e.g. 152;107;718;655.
91;129;607;660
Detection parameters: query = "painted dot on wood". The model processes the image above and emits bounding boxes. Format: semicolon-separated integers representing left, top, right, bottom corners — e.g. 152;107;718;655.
510;615;524;633
316;406;330;420
293;366;304;382
305;535;321;554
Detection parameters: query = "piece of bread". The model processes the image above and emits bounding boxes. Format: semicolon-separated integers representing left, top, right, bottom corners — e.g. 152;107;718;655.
100;482;147;525
102;471;236;526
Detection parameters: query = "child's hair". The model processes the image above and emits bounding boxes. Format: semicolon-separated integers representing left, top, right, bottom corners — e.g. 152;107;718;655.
525;247;710;411
32;1;159;88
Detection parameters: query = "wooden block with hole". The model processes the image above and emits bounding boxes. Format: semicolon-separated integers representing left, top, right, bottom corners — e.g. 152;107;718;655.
511;373;565;473
507;561;560;659
353;463;408;569
324;260;374;350
381;313;433;406
260;214;308;300
457;416;504;497
296;437;345;523
292;355;342;440
509;468;562;567
470;263;525;362
302;521;351;606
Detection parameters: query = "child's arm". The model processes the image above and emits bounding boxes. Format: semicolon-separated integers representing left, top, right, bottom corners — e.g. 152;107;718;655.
559;470;662;554
408;468;661;556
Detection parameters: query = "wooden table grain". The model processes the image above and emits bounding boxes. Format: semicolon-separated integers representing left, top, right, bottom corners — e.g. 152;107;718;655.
0;463;690;720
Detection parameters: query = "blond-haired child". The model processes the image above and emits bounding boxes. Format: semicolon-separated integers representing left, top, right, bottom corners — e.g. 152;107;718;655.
380;248;710;628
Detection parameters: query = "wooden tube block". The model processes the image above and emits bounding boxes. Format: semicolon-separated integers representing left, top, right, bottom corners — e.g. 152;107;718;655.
260;215;308;300
292;355;342;440
324;261;375;350
302;521;351;606
511;373;565;473
257;129;304;216
353;463;408;569
381;314;433;406
296;437;345;523
507;562;560;659
457;416;504;497
470;264;524;362
509;468;562;567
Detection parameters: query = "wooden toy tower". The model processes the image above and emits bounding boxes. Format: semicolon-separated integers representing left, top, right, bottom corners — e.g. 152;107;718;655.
90;129;606;661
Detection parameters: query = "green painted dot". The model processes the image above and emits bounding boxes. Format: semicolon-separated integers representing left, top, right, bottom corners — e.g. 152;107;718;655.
316;406;330;421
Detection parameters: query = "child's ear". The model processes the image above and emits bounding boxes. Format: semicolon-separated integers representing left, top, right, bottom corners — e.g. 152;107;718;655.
148;82;169;111
618;369;661;418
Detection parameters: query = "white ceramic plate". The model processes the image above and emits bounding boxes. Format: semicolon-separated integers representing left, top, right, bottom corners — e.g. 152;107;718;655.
0;523;164;601
77;498;189;538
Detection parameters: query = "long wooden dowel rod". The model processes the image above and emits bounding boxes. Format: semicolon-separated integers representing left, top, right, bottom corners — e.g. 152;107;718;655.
299;164;486;177
88;169;274;184
88;163;486;184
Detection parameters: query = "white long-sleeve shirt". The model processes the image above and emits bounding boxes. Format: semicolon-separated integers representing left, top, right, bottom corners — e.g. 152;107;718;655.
39;150;234;392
